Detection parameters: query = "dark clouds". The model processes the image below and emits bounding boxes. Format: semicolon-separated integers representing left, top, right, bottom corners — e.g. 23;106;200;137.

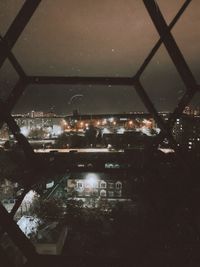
0;0;200;114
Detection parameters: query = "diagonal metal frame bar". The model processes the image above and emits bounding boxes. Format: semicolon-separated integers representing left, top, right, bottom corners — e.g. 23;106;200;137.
0;245;15;267
0;203;38;260
0;36;26;78
4;117;35;160
0;0;192;154
0;100;35;160
0;0;195;191
132;0;193;149
0;1;41;169
0;0;194;158
0;0;41;69
0;1;41;177
131;0;193;149
143;0;197;91
168;91;198;127
10;187;30;218
11;0;190;151
134;80;178;149
0;79;29;156
4;79;28;112
153;89;197;148
143;0;198;146
136;0;192;79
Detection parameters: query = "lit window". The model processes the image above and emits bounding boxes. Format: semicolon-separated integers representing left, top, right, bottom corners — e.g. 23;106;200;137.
108;182;114;189
116;181;122;189
77;182;83;188
100;190;106;197
100;181;107;188
115;190;122;197
92;189;99;197
108;191;114;198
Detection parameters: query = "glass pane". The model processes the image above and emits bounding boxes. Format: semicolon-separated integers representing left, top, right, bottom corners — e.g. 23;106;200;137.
0;123;9;142
187;92;200;115
13;84;147;115
0;59;19;101
140;45;186;112
0;233;27;266
156;0;186;24
0;177;18;213
0;0;25;36
172;1;200;83
172;93;200;151
13;0;159;76
12;84;162;150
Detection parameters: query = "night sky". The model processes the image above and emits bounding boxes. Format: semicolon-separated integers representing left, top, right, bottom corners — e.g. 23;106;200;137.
0;0;200;114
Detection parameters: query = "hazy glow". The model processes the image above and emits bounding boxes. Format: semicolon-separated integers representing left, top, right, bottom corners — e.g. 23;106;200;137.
51;125;62;136
102;127;111;134
20;126;30;137
117;127;125;134
84;173;99;188
108;117;114;123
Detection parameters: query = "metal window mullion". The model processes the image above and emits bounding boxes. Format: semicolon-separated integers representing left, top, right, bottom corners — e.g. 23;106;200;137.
5;79;28;113
0;245;15;267
0;203;38;260
143;0;197;92
0;79;27;132
0;0;41;68
0;36;26;78
154;89;196;146
136;0;192;78
134;80;165;129
134;80;177;147
27;76;135;86
10;187;30;218
168;89;197;127
1;110;35;160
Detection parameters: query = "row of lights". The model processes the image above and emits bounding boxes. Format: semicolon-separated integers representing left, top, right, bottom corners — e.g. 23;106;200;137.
75;119;134;128
62;118;154;131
